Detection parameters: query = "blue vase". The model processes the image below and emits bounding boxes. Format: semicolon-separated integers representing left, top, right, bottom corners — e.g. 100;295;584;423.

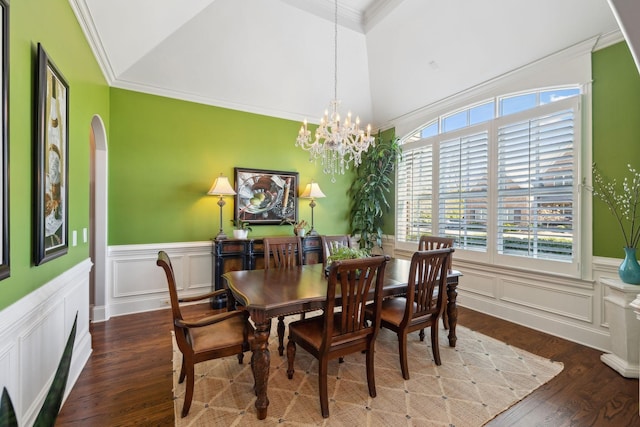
618;247;640;285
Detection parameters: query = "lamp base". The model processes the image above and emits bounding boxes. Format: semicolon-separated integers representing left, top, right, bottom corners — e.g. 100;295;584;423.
308;228;318;236
215;230;228;241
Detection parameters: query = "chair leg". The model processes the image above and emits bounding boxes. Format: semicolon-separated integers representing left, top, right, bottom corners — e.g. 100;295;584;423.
365;345;377;398
419;328;425;341
181;360;195;418
398;333;410;380
318;358;330;418
178;356;186;384
442;309;449;330
286;340;296;379
431;323;441;365
237;352;244;364
277;315;285;356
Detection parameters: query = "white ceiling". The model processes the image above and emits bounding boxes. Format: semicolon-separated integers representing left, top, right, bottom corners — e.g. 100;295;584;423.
70;0;622;130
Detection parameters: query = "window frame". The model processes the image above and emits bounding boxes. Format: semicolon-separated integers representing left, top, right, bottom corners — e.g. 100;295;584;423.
395;92;583;277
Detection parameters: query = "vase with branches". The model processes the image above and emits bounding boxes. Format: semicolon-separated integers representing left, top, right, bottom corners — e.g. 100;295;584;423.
592;163;640;284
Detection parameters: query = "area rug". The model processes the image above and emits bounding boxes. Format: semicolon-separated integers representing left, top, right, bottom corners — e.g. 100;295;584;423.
172;316;563;427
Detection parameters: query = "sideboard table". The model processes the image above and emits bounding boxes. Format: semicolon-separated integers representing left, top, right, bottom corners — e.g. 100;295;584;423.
211;235;322;308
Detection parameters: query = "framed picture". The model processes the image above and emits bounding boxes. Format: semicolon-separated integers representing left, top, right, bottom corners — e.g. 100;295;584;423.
0;0;8;279
34;43;69;265
234;167;298;225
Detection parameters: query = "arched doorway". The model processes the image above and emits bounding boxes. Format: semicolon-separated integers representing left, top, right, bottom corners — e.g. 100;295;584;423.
90;115;108;322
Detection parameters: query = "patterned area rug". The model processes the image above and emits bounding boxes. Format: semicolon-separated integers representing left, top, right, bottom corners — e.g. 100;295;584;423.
172;316;563;427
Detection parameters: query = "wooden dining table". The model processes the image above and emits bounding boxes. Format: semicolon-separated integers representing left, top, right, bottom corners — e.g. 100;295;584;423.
223;258;462;420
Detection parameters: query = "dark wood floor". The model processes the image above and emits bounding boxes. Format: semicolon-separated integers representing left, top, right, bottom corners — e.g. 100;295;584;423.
56;306;640;426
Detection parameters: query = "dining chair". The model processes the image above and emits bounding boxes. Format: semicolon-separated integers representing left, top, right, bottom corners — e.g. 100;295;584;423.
418;235;454;332
285;255;390;418
320;234;353;264
368;248;453;380
263;236;303;356
156;251;254;417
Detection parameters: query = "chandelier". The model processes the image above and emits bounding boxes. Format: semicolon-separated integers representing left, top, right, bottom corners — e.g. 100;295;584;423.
295;0;374;182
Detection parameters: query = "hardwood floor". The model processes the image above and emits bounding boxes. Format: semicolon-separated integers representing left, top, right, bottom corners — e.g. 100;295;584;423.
56;306;639;426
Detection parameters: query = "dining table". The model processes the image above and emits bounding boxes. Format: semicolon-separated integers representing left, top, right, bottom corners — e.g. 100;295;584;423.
223;257;462;420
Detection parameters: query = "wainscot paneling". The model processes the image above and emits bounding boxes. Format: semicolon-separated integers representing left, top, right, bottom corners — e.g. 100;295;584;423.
385;236;616;354
104;239;631;359
106;241;213;318
0;259;92;427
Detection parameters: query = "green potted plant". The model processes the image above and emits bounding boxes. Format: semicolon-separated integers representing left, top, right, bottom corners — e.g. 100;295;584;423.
348;133;401;251
230;219;252;239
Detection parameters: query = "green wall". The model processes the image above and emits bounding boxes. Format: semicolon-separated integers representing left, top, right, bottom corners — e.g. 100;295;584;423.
0;0;109;310
592;42;640;257
108;89;352;244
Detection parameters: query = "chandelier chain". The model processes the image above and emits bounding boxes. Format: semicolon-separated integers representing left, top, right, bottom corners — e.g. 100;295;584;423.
295;0;374;183
334;0;338;101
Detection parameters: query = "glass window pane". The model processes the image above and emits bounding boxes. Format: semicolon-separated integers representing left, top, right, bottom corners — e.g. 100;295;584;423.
500;93;536;116
420;122;438;138
443;111;467;133
470;102;494;125
540;88;579;104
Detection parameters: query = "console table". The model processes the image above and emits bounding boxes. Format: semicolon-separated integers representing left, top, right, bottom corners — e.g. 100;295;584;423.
211;235;322;308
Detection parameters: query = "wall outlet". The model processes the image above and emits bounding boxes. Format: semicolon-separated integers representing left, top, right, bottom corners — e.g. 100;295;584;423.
83;228;88;243
72;230;77;247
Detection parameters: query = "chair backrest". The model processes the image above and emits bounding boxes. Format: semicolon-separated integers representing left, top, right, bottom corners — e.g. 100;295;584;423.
403;248;454;326
320;235;353;264
322;255;390;353
264;236;303;269
157;251;183;322
418;235;454;272
157;251;190;353
418;235;454;251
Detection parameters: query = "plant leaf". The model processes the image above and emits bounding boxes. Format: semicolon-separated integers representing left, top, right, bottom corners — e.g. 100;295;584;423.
33;312;78;427
0;388;18;427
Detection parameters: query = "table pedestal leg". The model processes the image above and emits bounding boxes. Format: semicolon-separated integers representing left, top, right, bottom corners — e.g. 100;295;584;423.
251;320;271;419
446;281;458;347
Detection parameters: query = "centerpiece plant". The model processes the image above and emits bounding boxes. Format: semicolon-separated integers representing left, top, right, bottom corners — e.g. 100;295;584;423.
592;163;640;284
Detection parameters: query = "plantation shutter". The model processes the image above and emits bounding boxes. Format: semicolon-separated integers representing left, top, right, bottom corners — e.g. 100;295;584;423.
496;107;575;261
438;132;489;251
396;145;433;242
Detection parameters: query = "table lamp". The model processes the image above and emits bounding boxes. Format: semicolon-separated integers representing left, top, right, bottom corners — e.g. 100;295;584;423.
300;180;326;236
207;174;236;241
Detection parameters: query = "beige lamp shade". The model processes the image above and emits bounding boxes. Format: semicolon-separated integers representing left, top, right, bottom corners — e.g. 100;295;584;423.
300;181;326;199
208;175;236;196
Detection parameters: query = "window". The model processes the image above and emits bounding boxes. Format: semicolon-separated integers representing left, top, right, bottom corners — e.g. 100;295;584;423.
397;88;580;275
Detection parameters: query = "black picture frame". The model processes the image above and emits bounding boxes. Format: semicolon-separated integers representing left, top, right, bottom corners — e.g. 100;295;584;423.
34;43;69;265
0;0;8;279
234;167;299;225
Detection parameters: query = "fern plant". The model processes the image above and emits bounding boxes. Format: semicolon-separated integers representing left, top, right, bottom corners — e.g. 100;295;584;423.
348;134;401;251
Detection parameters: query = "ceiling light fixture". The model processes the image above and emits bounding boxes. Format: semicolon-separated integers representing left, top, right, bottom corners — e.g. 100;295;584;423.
295;0;374;183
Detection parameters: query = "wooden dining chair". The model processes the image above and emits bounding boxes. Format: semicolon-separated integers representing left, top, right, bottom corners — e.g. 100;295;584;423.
368;248;453;380
320;234;353;264
285;255;390;418
418;235;454;332
156;251;254;417
263;236;303;356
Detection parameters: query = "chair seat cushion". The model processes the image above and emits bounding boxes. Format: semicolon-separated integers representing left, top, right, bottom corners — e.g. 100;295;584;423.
188;314;254;354
375;297;410;327
289;312;351;350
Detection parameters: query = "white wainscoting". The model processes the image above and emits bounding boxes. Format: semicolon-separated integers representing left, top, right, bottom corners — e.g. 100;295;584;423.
385;238;623;353
0;259;92;427
105;239;631;355
105;241;214;318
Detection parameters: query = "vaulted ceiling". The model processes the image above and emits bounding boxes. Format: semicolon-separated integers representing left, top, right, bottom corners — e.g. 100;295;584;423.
70;0;622;130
